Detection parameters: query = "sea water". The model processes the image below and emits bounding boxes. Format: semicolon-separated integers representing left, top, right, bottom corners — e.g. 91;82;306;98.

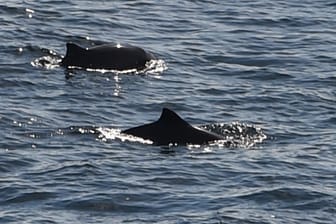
0;1;335;223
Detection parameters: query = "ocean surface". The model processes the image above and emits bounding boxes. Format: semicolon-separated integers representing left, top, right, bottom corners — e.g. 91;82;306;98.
1;0;335;223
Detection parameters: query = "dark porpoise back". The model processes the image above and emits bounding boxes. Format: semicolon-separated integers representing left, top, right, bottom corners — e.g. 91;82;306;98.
61;43;156;70
122;108;223;146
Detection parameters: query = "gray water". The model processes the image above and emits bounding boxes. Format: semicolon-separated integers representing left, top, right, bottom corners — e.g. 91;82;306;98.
0;1;335;223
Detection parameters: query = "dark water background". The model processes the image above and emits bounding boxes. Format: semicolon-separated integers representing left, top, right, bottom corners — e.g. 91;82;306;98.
1;1;335;223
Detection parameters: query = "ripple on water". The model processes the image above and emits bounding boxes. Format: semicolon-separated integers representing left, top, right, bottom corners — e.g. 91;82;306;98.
1;0;336;223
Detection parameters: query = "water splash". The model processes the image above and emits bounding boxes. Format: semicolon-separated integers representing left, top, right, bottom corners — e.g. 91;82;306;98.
199;122;267;148
31;47;62;69
31;55;62;69
96;127;153;145
74;59;167;76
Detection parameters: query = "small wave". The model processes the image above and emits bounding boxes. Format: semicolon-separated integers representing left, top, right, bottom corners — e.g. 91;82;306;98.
24;126;98;140
0;155;37;172
5;191;55;204
61;198;149;213
235;186;332;211
59;192;164;213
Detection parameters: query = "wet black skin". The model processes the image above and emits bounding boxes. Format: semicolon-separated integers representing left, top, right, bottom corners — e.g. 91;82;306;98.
61;43;155;70
122;108;223;146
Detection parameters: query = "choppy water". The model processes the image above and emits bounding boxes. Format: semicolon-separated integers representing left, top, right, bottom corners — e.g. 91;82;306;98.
1;1;335;223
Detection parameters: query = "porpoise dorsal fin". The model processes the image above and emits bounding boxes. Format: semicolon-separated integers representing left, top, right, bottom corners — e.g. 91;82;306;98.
62;43;86;66
122;108;223;146
158;108;191;126
65;43;85;57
